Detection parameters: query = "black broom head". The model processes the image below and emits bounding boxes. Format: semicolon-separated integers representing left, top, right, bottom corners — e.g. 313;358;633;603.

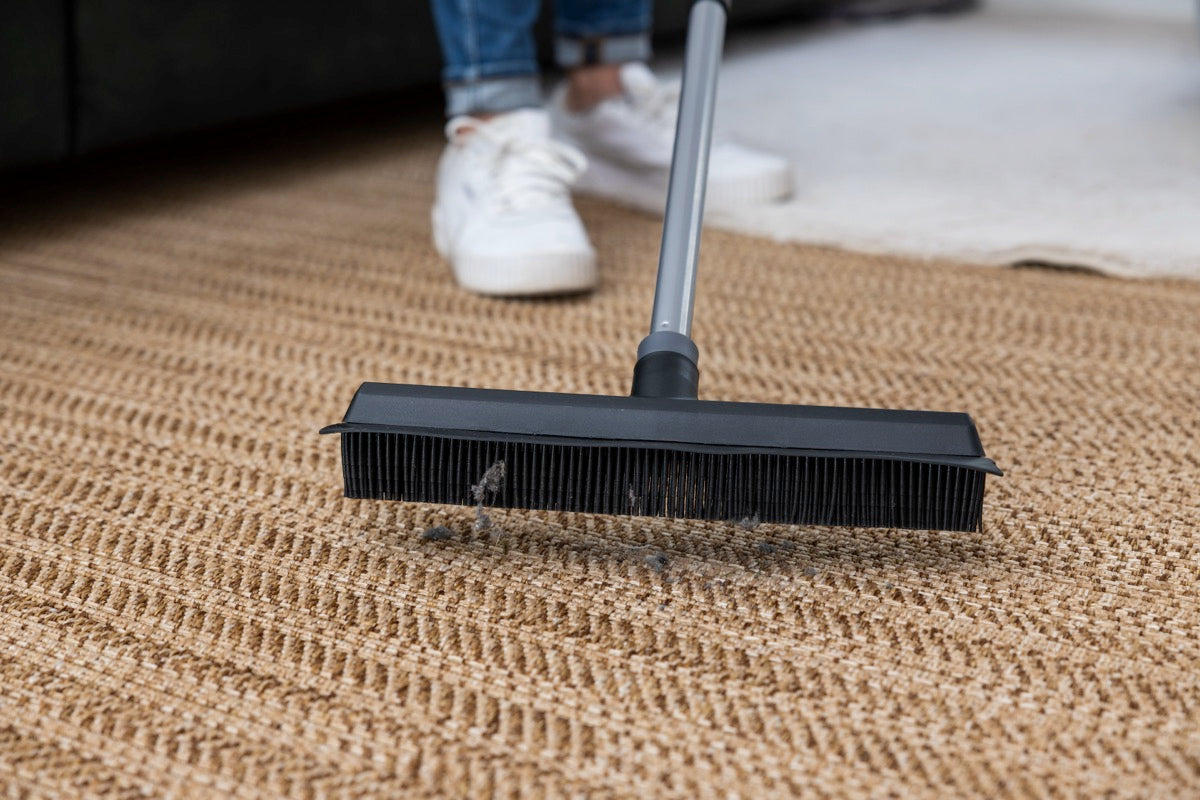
321;383;1000;532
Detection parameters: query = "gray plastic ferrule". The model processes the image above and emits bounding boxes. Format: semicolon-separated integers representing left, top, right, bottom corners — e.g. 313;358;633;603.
637;331;700;365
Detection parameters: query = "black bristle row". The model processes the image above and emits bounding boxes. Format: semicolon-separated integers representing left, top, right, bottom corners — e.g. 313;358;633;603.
340;432;987;532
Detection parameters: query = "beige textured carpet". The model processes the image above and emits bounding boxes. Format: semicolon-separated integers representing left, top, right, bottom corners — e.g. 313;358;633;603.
2;112;1199;798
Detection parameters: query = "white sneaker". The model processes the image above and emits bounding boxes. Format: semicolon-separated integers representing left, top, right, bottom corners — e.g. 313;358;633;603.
432;109;597;296
549;62;793;213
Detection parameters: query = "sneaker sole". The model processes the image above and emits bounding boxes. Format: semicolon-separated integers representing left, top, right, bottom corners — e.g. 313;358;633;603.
574;156;794;214
452;251;597;296
432;206;597;297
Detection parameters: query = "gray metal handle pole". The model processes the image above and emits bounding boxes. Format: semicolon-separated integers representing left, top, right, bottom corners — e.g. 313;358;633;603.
629;0;728;399
649;0;727;341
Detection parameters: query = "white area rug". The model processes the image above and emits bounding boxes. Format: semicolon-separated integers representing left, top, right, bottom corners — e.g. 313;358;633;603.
701;0;1200;278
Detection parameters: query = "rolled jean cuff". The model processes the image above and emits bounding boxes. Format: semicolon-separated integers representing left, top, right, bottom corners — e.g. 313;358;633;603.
443;74;543;117
554;32;653;69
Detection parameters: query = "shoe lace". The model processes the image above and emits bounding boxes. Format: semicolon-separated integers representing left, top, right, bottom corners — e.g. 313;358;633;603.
446;117;587;212
621;73;730;145
623;78;681;137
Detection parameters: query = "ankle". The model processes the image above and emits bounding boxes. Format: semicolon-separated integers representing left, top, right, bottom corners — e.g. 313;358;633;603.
447;111;501;140
565;64;624;112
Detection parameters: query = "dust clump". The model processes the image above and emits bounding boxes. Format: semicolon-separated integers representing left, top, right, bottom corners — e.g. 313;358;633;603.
472;460;506;502
421;525;453;542
737;514;761;530
471;461;506;531
644;552;669;574
756;542;778;555
803;566;819;577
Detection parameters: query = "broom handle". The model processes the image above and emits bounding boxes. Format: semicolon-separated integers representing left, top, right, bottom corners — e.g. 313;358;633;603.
650;0;727;341
631;0;728;399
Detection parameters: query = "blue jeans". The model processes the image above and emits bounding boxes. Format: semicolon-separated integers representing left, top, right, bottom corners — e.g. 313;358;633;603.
430;0;653;116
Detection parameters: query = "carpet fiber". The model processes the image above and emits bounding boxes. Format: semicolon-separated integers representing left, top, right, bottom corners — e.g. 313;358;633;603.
2;113;1199;798
702;0;1200;278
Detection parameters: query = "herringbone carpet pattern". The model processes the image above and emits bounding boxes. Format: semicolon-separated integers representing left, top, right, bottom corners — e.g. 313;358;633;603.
1;112;1198;798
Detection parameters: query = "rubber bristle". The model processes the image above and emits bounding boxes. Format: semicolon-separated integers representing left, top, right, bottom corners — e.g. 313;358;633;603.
340;432;987;532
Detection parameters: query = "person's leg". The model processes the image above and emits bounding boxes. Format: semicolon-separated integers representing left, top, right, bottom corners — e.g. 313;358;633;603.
430;0;544;116
428;0;598;296
554;0;653;110
554;0;653;71
546;0;793;211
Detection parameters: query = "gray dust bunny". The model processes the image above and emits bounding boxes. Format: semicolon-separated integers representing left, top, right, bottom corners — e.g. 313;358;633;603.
472;460;506;531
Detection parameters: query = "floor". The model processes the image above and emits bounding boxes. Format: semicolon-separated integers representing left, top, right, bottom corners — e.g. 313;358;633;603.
1;107;1198;797
699;0;1200;277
